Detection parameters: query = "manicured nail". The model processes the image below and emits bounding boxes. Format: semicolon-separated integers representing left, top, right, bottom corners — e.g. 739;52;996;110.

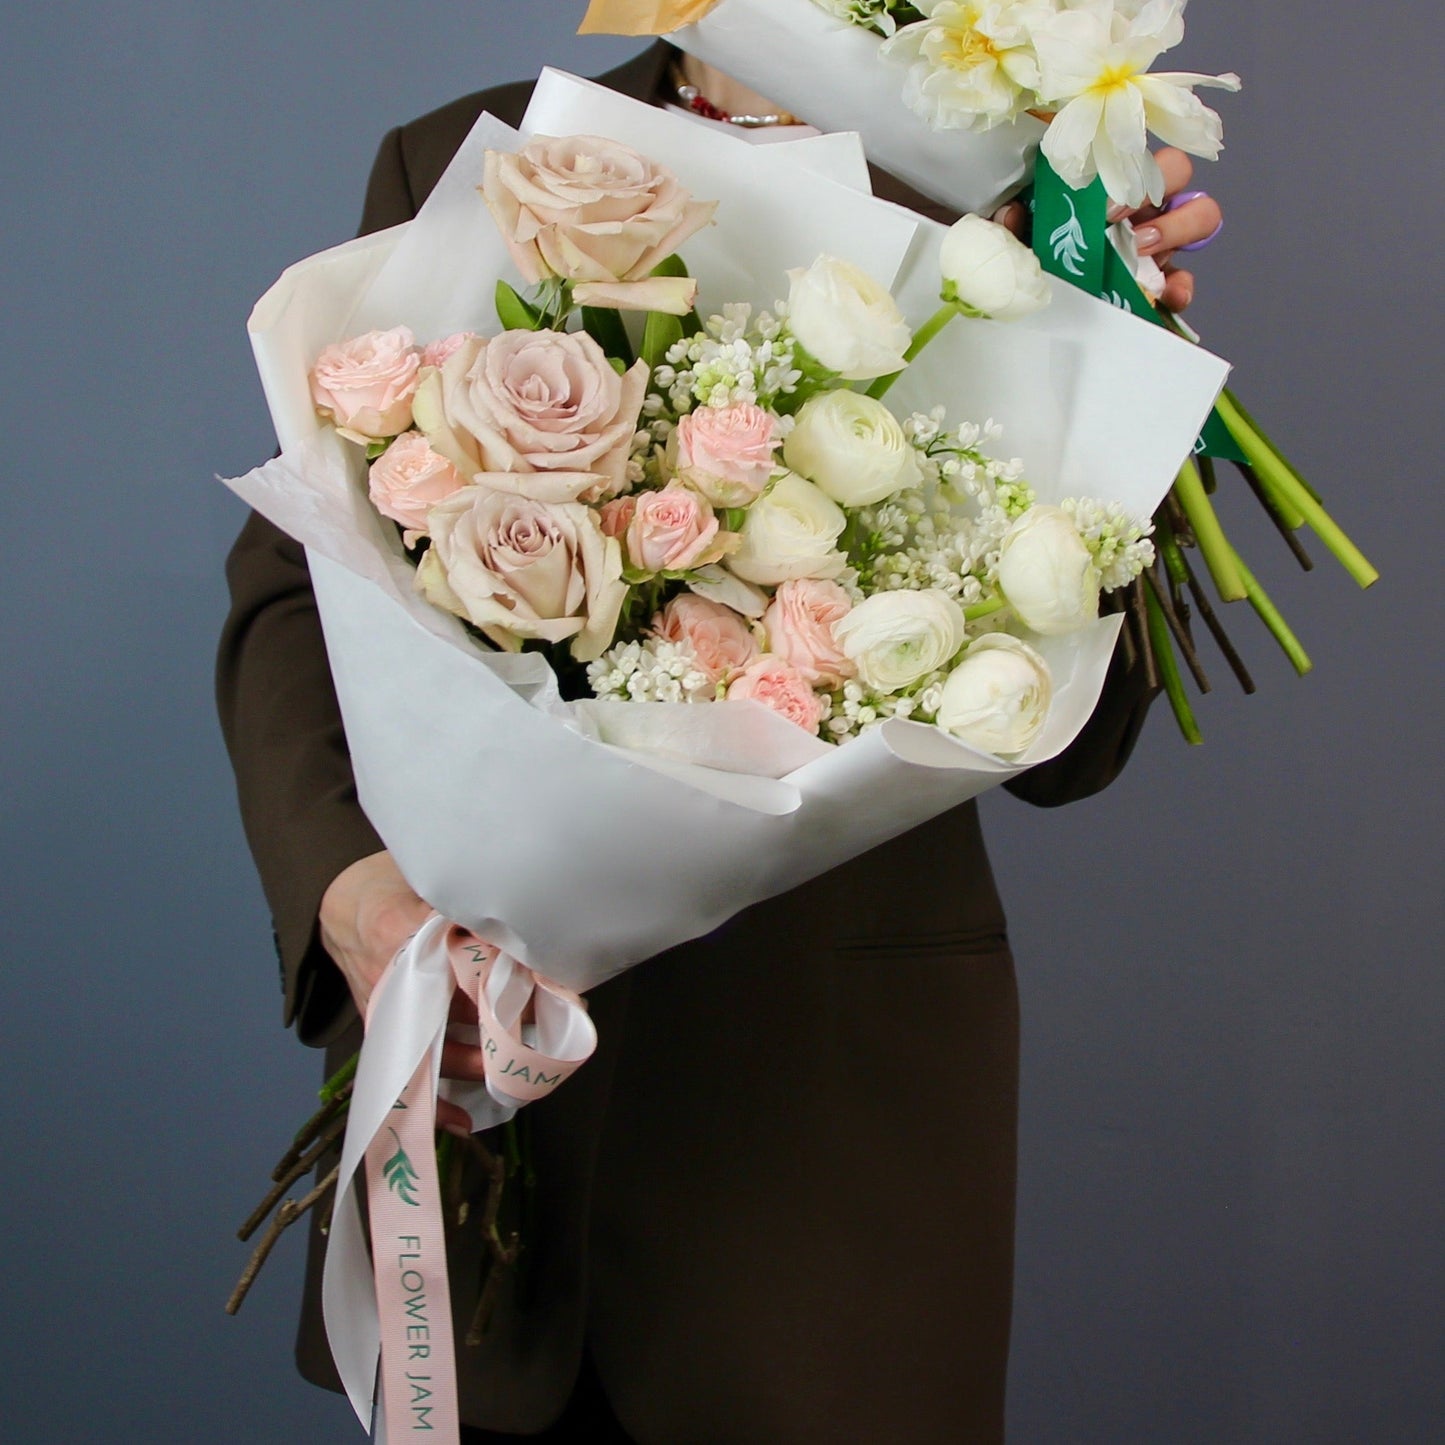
1175;281;1193;309
1106;203;1128;222
443;1121;473;1141
1134;225;1162;251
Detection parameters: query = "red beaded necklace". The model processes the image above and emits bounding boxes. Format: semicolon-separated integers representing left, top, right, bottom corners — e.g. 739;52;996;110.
671;64;801;129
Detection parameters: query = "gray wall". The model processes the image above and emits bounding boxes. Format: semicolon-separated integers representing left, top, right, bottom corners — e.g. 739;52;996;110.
3;2;1438;1440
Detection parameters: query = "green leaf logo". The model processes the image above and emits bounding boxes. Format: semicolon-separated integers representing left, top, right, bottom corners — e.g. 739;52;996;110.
382;1130;422;1207
1049;195;1088;278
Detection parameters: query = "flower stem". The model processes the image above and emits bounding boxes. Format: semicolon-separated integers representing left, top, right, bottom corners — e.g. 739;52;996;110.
1144;585;1202;744
864;303;959;400
1231;545;1313;676
1171;457;1246;602
1213;391;1379;589
964;594;1008;623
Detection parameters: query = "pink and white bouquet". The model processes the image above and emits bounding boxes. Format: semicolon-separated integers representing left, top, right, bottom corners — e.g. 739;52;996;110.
224;69;1226;1442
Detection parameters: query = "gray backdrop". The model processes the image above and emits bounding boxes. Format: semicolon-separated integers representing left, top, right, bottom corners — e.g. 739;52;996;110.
4;2;1439;1440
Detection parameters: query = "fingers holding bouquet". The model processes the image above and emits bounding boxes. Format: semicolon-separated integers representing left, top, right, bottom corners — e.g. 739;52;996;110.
1106;150;1224;313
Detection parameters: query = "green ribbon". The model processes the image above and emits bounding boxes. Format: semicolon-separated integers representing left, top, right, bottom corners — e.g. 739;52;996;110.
1028;154;1245;462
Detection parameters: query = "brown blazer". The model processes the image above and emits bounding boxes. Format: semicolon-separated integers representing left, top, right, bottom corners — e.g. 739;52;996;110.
217;43;1153;1444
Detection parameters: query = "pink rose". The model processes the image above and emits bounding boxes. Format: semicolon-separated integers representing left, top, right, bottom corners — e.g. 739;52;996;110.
368;432;467;535
481;136;716;314
598;495;637;540
421;331;480;369
413;330;647;505
625;482;729;575
726;655;828;735
310;326;421;440
762;578;856;689
673;403;780;507
416;489;625;661
651;594;759;685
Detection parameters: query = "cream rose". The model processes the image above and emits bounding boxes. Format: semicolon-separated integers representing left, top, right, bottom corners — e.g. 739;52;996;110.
481;135;716;314
652;594;759;685
762;579;855;689
786;255;912;381
726;656;828;735
936;634;1052;756
782;391;922;508
625;482;730;575
310;326;420;441
367;432;467;535
417;488;625;661
727;472;848;587
412;330;647;506
832;589;968;693
939;214;1052;321
672;403;779;507
996;504;1100;635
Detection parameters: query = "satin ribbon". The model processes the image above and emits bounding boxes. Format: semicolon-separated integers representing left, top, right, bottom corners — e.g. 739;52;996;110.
578;0;725;36
323;916;597;1443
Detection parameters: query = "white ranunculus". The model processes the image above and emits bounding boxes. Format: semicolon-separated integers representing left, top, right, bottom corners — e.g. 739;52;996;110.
782;391;922;508
936;633;1052;756
786;255;912;381
727;472;848;586
939;214;1052;321
832;589;967;693
996;504;1100;635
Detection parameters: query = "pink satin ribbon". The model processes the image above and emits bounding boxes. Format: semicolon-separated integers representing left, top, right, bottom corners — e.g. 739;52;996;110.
361;927;593;1443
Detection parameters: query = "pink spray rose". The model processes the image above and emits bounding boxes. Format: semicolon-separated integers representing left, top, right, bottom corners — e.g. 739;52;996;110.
367;432;467;535
412;330;647;505
481;136;716;314
651;594;760;685
420;331;480;369
416;488;626;661
762;578;856;689
310;326;421;440
598;494;637;540
625;481;731;575
673;403;780;507
726;655;829;735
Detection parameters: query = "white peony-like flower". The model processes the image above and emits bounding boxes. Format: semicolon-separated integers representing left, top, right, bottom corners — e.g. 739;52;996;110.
782;391;922;507
939;214;1052;320
936;633;1052;755
880;1;1048;132
996;504;1101;635
1032;0;1241;207
728;472;848;586
832;588;967;692
785;256;912;381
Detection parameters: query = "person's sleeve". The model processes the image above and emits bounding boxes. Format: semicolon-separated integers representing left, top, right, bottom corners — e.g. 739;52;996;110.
1003;610;1159;809
215;128;415;1046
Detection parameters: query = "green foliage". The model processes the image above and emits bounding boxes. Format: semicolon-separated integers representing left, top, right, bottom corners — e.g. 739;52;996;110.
495;280;542;332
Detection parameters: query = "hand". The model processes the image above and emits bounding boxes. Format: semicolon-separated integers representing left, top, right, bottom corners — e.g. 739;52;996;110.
319;849;480;1137
993;147;1224;314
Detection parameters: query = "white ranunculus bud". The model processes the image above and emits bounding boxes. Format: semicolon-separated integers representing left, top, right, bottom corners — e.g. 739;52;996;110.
996;504;1100;635
786;255;913;381
939;214;1052;321
936;634;1052;756
782;391;923;508
832;589;967;693
728;472;848;586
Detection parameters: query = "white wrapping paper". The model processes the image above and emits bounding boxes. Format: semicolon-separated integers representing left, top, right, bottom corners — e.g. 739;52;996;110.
225;72;1229;991
671;0;1047;216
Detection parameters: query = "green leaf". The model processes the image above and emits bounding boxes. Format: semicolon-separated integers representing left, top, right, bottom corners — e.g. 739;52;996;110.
495;280;542;333
582;306;635;367
642;310;686;374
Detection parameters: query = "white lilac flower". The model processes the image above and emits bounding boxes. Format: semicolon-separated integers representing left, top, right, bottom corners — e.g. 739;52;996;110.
1062;496;1156;590
881;1;1048;132
1032;0;1241;207
586;638;714;704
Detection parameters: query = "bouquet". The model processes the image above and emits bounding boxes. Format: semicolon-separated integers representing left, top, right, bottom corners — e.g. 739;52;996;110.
583;0;1380;739
223;70;1226;1442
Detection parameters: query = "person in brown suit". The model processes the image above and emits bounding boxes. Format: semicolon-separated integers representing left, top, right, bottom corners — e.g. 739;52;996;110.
218;40;1223;1445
